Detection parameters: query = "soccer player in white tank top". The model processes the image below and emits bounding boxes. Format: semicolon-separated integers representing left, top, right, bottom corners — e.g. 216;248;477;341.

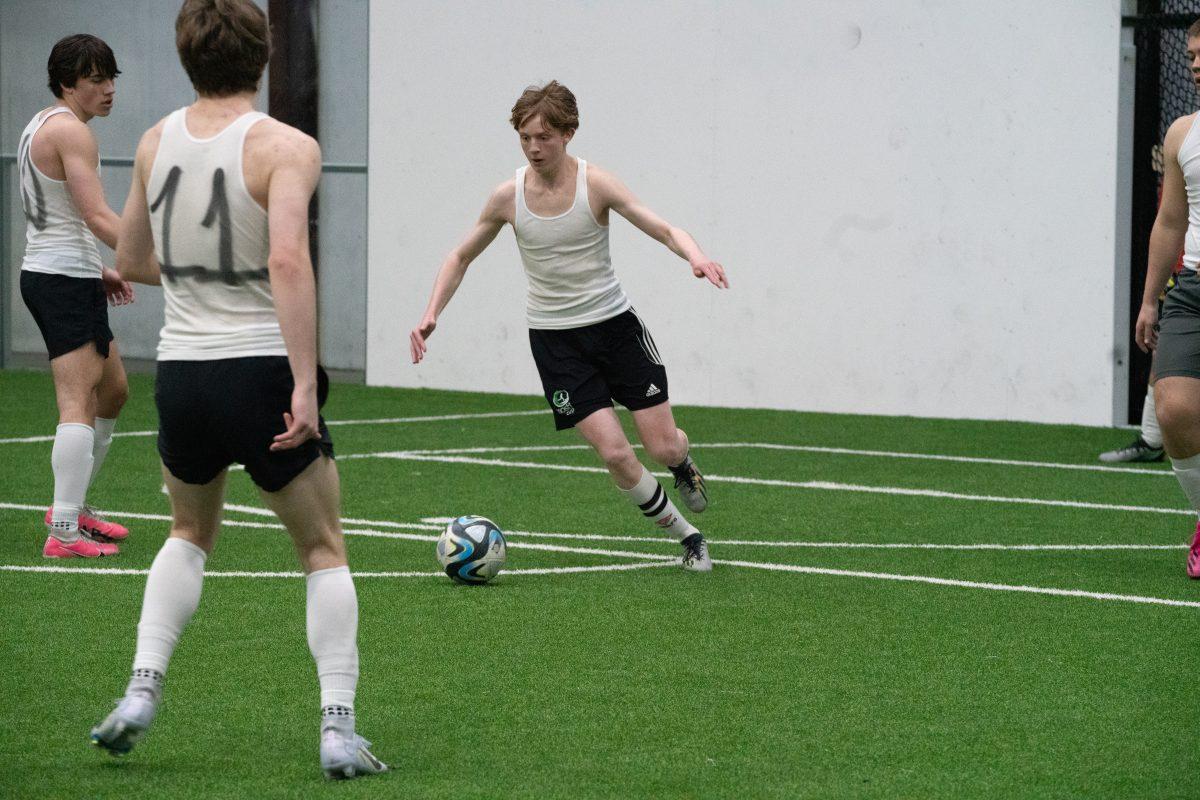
411;81;729;572
89;0;385;779
18;35;137;558
1135;18;1200;579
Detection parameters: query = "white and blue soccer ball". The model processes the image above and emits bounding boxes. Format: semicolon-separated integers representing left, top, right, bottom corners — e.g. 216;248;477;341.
437;515;506;584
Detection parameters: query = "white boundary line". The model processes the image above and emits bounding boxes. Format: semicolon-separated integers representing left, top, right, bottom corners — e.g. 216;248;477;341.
1;501;1196;609
336;452;1195;516
0;409;546;445
398;443;1174;478
0;501;1188;551
713;559;1200;609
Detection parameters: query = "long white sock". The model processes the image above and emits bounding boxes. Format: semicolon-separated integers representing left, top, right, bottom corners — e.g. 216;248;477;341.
307;566;359;711
1141;390;1163;449
620;466;698;541
1171;453;1200;519
133;537;207;675
87;416;117;492
49;423;94;540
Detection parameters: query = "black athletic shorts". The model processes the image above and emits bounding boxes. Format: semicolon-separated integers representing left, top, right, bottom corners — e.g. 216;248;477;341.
155;357;334;492
20;271;113;360
528;308;669;430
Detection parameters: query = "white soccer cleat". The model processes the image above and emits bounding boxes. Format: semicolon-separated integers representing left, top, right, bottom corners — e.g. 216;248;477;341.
669;456;708;513
680;533;713;572
320;726;388;779
90;693;158;756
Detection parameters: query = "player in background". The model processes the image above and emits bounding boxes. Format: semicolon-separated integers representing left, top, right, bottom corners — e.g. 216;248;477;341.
19;34;135;558
89;0;385;779
410;81;728;572
1134;18;1200;578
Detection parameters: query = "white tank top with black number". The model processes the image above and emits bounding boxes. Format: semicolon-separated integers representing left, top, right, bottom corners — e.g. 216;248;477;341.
18;107;103;278
147;107;286;360
514;158;630;329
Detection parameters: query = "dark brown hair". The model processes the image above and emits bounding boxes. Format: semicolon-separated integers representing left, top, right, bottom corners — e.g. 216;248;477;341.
175;0;270;97
47;34;120;98
510;81;579;134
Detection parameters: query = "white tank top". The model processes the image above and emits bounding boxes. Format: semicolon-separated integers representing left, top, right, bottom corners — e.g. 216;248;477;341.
147;107;287;360
514;158;630;329
1179;114;1200;271
18;107;104;278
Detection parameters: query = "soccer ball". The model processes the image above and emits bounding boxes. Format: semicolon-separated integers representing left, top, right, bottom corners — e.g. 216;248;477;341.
437;515;506;584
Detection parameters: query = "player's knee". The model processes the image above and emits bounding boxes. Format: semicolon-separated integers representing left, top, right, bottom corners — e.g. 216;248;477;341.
597;441;638;473
1155;391;1199;437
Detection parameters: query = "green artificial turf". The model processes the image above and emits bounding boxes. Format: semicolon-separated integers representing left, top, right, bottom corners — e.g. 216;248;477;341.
0;368;1197;799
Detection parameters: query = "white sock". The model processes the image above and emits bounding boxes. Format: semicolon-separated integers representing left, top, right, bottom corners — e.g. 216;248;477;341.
620;466;698;541
1171;452;1200;518
133;538;207;675
307;566;359;711
49;423;94;540
88;416;117;492
1141;390;1163;449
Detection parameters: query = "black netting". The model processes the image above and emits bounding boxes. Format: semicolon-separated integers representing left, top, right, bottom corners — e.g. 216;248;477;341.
1127;3;1200;422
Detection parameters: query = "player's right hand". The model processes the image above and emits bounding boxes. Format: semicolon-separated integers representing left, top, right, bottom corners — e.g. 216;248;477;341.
410;314;437;364
272;386;319;451
1135;303;1160;353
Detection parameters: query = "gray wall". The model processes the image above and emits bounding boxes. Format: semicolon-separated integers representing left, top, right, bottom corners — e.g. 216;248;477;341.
0;0;367;374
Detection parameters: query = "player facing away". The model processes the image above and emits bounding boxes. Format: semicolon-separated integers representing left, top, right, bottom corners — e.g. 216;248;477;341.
410;81;729;572
19;34;136;558
1135;18;1200;579
89;0;386;779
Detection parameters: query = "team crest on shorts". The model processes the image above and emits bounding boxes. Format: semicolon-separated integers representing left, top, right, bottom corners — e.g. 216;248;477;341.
552;389;575;415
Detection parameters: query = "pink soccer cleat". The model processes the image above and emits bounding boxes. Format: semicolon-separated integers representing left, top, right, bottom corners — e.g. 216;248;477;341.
43;535;118;558
45;506;129;542
1188;522;1200;580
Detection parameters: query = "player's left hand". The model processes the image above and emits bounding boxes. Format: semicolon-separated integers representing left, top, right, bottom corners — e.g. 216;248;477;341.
101;267;135;305
691;260;729;288
271;386;320;451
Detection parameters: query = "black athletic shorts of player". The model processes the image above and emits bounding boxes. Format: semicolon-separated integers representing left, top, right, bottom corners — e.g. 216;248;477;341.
20;271;114;359
156;357;334;491
528;308;669;430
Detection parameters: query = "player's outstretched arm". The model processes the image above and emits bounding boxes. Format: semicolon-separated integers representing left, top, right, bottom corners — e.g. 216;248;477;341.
410;183;512;364
1137;115;1192;353
265;130;323;451
114;127;163;287
591;166;729;289
56;119;122;250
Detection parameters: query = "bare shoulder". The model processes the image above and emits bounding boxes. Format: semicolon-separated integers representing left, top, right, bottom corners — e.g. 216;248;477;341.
1166;113;1198;152
41;111;95;152
135;115;170;162
246;117;320;172
484;178;516;222
583;162;628;200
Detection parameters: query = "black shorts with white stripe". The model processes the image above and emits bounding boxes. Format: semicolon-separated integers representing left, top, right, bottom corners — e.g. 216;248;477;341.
528;308;670;430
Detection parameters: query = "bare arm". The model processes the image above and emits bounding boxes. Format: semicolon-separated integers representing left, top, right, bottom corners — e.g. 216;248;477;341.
591;166;729;289
1136;116;1193;353
56;121;121;249
266;132;323;451
114;128;163;286
409;184;511;363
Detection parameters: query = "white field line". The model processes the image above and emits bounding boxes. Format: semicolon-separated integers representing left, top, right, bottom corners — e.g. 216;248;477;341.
0;561;674;579
338;452;1196;516
712;559;1200;610
398;443;1174;478
0;409;546;445
2;502;1197;609
0;501;1189;552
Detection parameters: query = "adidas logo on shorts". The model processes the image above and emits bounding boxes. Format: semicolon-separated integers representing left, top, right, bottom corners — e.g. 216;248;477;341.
645;383;661;398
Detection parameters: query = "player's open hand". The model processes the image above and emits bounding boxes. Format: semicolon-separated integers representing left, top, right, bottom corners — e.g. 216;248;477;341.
691;260;729;289
1135;302;1159;353
272;387;319;451
101;267;135;306
410;314;437;364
